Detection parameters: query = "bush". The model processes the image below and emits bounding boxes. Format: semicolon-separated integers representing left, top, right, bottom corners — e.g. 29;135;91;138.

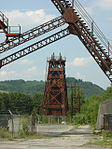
73;113;87;125
18;115;29;137
0;128;11;138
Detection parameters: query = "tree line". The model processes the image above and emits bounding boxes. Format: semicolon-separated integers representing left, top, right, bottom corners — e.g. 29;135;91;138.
0;92;43;114
0;77;104;98
0;85;111;127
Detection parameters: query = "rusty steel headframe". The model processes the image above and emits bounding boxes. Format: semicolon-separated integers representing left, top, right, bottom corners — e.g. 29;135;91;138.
40;53;68;116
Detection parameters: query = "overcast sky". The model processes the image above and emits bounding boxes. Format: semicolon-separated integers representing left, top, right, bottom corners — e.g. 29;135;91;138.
0;0;112;89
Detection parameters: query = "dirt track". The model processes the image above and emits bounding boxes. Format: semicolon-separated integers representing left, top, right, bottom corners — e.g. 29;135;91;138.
0;125;112;149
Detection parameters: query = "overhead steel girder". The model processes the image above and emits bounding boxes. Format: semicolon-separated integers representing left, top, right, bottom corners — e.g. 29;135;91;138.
0;16;65;53
0;28;70;68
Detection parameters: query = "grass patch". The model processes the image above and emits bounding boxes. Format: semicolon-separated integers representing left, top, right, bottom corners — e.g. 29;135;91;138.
0;128;12;139
88;130;112;146
16;133;52;139
75;124;80;128
88;140;112;146
0;128;51;140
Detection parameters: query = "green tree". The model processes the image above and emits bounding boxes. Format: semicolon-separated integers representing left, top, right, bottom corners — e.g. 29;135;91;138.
103;87;112;100
32;93;43;114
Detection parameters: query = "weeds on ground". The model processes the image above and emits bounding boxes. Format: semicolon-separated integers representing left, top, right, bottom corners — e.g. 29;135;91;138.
88;130;112;146
0;128;50;140
16;132;51;139
0;128;12;139
89;140;112;146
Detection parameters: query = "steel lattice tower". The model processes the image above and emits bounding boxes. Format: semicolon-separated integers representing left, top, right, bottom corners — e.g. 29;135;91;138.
41;53;68;116
70;86;80;119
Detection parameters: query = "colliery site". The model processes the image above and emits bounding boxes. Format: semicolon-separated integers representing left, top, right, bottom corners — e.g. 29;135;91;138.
0;0;112;149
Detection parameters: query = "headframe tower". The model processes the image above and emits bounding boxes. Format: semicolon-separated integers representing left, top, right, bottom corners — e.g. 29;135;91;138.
41;53;68;117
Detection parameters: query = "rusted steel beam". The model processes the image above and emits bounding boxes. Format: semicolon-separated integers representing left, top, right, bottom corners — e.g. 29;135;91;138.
51;0;112;82
0;28;69;68
0;16;65;53
68;20;112;82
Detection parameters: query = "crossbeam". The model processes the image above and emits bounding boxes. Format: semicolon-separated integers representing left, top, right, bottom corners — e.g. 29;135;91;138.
0;16;65;53
0;28;70;67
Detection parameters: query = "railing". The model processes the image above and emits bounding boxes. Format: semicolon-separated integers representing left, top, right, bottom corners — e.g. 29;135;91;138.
47;55;66;61
0;11;8;27
0;11;21;36
69;0;112;58
8;25;21;34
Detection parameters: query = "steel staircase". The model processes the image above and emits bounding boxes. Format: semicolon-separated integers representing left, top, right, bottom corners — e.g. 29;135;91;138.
72;0;112;82
51;0;112;82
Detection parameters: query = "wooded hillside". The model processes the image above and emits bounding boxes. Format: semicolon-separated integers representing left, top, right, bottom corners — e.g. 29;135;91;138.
0;77;104;97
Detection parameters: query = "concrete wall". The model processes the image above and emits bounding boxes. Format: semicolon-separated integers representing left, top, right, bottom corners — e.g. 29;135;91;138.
96;99;112;129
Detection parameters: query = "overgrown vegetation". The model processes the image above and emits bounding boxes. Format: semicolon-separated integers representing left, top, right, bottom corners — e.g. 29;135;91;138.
88;130;112;146
0;128;49;139
0;115;50;139
0;128;11;139
0;86;111;140
73;87;112;127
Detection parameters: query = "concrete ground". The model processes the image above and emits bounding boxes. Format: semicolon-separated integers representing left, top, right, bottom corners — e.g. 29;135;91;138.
0;125;112;149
